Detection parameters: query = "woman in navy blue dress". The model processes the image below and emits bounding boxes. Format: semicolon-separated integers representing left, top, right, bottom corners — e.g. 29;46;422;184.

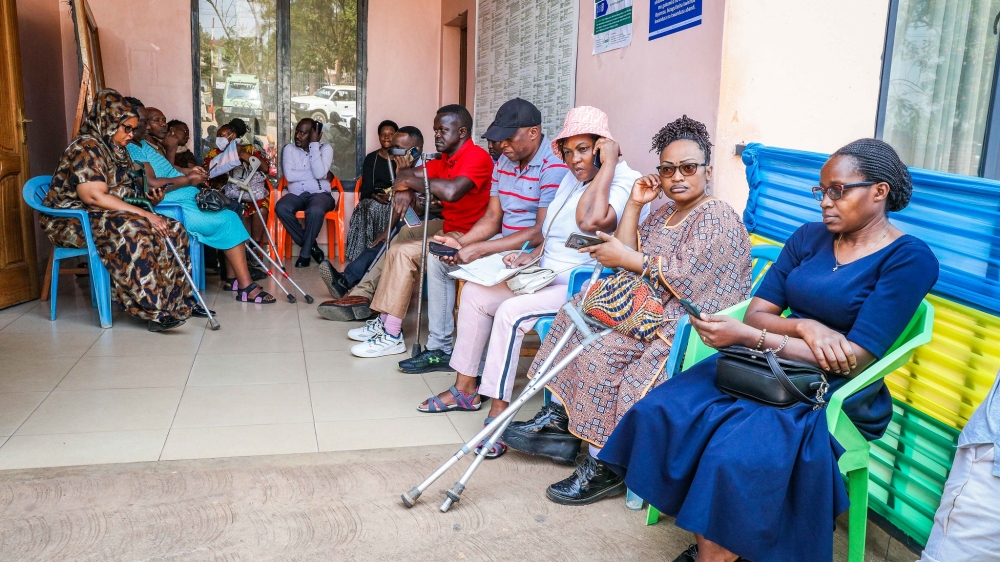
600;138;939;562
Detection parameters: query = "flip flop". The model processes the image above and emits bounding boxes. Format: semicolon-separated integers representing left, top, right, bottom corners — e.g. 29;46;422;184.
418;385;482;413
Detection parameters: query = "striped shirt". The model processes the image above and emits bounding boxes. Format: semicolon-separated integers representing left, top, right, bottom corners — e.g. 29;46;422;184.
490;135;568;236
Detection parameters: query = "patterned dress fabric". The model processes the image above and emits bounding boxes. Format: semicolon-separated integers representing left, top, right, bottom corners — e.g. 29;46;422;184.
39;89;195;322
529;198;752;447
345;198;392;261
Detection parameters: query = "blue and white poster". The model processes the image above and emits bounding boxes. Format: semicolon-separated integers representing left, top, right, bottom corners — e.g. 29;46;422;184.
648;0;702;41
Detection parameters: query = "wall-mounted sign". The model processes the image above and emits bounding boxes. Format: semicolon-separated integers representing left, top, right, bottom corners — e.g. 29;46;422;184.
594;0;633;54
649;0;702;41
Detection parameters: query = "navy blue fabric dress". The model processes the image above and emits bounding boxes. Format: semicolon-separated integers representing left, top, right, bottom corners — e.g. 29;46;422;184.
600;222;939;562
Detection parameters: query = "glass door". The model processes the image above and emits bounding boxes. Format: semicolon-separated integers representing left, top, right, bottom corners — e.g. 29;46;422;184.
198;0;279;176
289;0;360;181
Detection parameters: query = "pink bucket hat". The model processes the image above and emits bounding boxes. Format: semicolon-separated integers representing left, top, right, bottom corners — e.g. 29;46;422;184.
551;106;615;160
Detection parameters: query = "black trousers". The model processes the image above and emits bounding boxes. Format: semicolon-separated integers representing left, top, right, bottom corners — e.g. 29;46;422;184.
274;191;335;258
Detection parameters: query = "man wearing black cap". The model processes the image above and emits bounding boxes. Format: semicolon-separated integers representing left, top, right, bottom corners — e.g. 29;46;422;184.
398;98;569;375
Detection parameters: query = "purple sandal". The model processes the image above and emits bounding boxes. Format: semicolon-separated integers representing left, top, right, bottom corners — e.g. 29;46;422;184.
235;282;276;304
475;417;507;459
418;385;482;413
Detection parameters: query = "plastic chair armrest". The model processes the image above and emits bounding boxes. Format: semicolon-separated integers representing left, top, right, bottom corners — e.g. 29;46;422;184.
38;207;98;248
155;203;185;223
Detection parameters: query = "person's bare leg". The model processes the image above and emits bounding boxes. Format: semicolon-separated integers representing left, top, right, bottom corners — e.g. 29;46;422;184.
224;243;267;299
695;534;740;562
419;372;481;410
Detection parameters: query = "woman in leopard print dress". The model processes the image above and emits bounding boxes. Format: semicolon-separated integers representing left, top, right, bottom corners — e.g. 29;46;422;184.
40;89;198;331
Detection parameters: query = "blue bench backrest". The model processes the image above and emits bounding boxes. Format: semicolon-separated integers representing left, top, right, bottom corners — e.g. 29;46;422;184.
743;143;1000;315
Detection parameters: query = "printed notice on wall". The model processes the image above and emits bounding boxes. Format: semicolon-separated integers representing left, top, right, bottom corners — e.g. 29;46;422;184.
649;0;702;41
474;0;579;147
594;0;633;54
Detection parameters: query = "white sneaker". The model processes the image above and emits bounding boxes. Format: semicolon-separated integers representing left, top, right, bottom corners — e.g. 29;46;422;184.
348;318;384;342
351;332;406;358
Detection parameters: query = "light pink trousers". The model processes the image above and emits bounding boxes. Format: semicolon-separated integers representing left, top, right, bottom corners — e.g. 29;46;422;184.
449;282;567;402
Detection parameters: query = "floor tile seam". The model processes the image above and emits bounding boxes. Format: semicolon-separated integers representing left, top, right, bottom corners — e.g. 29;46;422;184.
158;328;205;462
296;306;321;453
8;426;175;438
166;420;317;431
0;341;93;451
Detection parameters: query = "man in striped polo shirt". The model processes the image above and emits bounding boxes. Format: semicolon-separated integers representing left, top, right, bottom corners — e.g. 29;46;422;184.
396;98;569;374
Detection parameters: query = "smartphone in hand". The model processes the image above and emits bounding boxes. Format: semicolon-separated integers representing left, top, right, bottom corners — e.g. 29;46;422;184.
428;241;458;257
593;148;602;169
565;232;604;250
679;299;701;319
403;206;422;228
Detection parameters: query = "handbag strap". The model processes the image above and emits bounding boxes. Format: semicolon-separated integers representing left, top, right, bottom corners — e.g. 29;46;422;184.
764;349;826;408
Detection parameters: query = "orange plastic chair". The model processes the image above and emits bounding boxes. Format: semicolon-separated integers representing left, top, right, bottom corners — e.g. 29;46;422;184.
273;176;348;264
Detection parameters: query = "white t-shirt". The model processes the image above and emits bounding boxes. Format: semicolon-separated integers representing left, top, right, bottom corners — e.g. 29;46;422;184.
539;160;647;285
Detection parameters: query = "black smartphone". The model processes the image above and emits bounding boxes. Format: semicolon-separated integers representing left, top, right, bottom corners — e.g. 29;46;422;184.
565;232;604;250
313;121;324;134
428;241;458;257
593;148;602;169
679;299;702;319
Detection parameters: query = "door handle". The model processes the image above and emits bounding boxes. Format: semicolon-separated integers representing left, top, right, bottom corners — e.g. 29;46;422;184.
19;110;31;145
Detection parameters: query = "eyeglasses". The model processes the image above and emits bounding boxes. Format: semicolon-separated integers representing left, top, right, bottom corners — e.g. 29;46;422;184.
810;182;876;201
656;163;707;177
121;125;136;134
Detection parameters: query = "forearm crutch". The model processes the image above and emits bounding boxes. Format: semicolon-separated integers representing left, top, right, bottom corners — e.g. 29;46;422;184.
234;157;315;304
128;195;220;330
402;265;611;510
244;241;297;303
409;165;434;357
163;227;220;330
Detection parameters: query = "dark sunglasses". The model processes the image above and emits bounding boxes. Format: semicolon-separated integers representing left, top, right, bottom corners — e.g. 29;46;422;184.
810;182;876;201
656;163;707;177
121;124;136;134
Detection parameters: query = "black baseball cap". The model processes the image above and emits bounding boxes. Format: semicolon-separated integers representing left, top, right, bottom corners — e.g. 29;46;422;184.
482;98;542;142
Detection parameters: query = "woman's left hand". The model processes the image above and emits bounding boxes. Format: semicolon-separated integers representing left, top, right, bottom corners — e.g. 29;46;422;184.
689;313;757;349
579;231;630;268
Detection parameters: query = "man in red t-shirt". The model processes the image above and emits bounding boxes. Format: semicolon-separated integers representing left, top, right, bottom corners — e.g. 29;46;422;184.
349;105;493;357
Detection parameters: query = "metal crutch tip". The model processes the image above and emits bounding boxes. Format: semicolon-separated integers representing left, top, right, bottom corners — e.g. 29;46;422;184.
440;497;454;512
208;319;221;331
286;294;296;303
304;294;315;304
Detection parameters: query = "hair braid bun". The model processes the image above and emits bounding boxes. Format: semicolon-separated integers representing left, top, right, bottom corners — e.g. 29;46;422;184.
649;115;713;163
832;138;912;212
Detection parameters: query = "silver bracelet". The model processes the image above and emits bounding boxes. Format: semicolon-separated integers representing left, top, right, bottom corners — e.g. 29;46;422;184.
771;335;789;355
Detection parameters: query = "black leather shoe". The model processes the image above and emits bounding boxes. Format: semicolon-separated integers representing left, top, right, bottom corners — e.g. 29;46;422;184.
672;545;698;562
545;454;626;505
318;260;349;298
295;257;311;268
191;304;216;318
310;245;325;264
502;403;581;464
148;317;186;332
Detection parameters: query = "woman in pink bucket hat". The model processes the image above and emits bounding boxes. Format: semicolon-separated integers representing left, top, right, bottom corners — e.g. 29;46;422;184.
415;106;646;443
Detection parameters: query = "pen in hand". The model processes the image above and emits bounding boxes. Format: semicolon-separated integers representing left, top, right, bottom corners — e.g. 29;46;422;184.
512;241;530;264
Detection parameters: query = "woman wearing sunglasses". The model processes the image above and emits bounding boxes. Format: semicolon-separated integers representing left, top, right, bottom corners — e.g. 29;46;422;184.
600;138;939;562
40;89;199;331
502;116;753;505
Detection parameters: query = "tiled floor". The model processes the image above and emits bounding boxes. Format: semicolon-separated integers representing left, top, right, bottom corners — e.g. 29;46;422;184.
0;254;544;470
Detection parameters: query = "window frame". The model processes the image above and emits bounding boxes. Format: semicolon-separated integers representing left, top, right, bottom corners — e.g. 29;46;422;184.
875;0;1000;179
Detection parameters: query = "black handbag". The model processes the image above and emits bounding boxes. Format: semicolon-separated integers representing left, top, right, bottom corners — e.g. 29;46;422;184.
195;189;232;212
715;346;830;409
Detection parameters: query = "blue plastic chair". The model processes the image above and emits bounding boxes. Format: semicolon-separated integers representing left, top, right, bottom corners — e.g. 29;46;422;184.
23;176;113;328
155;203;205;290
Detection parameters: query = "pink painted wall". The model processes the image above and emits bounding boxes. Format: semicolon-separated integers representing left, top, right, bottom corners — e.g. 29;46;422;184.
84;0;194;127
364;0;443;154
573;0;726;180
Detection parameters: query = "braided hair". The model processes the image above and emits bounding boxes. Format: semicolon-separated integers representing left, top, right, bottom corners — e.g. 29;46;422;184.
832;138;912;212
226;118;249;138
650;115;713;163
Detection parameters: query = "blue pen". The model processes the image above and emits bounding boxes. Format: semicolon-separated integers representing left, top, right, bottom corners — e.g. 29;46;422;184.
512;241;530;262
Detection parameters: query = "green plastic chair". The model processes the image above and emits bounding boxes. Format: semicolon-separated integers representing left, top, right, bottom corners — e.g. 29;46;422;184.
644;298;935;562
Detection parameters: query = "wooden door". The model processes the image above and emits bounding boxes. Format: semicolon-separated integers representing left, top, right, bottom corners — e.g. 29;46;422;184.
0;0;39;308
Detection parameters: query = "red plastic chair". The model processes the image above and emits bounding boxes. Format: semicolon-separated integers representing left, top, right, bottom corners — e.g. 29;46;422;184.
274;176;347;264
